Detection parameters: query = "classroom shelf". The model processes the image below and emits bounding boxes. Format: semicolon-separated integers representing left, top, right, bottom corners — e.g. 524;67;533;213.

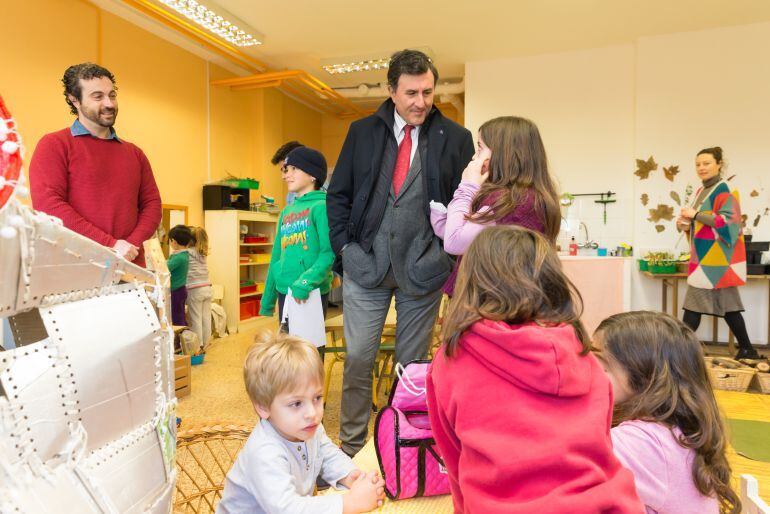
205;210;278;334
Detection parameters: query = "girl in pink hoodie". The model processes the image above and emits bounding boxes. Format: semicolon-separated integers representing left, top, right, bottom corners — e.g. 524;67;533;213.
593;311;740;514
427;226;643;514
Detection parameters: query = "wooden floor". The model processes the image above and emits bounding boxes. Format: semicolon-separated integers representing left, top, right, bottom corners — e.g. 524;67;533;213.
715;389;770;502
178;323;770;504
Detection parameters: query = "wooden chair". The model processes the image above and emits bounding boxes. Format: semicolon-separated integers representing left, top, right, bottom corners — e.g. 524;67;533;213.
174;423;254;514
373;294;449;406
323;325;394;410
323;295;448;410
741;474;770;514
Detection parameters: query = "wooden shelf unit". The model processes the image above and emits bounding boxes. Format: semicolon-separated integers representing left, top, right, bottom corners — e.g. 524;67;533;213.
205;210;279;334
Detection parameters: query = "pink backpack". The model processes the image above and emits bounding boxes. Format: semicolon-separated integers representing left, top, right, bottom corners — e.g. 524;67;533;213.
374;360;450;500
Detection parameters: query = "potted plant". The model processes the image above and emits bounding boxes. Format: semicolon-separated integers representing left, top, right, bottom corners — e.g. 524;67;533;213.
676;251;690;274
645;251;677;274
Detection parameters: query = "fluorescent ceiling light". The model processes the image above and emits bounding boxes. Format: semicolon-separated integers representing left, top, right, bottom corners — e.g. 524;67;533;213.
158;0;262;46
322;58;390;75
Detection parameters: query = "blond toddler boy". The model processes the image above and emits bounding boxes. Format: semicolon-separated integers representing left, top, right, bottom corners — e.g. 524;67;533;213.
217;331;385;514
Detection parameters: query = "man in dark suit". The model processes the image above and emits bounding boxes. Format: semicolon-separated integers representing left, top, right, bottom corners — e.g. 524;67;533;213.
327;49;474;456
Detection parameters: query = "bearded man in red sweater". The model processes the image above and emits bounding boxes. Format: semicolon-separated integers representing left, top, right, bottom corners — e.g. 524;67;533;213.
29;63;161;266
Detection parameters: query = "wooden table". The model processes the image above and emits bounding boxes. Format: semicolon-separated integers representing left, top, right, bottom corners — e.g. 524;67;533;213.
324;303;397;352
642;272;770;351
324;307;397;335
320;438;453;513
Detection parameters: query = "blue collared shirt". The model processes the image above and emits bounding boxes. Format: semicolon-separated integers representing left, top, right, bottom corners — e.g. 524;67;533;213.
70;119;121;142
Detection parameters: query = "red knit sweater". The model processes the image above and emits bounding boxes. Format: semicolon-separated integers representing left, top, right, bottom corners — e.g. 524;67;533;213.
29;128;161;266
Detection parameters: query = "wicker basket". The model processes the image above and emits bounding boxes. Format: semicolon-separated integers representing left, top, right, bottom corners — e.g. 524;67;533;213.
704;358;756;392
174;423;254;514
755;372;770;394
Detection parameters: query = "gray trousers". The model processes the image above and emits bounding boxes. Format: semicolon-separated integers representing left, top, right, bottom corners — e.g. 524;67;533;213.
339;269;442;455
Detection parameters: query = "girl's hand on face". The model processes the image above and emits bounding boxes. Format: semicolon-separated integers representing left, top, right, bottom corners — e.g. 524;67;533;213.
462;147;492;186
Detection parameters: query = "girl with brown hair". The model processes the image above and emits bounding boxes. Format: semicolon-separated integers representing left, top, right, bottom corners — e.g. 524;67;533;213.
429;116;561;295
426;225;643;514
593;311;740;514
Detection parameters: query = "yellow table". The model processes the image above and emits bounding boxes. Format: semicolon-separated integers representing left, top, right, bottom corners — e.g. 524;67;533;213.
321;438;453;513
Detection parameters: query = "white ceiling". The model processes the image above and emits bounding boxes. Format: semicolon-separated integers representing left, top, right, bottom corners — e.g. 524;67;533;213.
112;0;770;88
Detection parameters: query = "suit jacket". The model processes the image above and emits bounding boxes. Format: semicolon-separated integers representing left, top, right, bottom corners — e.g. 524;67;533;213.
327;99;474;256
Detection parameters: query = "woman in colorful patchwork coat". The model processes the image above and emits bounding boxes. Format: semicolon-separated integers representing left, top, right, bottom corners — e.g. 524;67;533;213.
677;146;759;359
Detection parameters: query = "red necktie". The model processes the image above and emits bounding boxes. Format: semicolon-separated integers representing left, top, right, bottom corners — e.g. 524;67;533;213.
392;125;414;196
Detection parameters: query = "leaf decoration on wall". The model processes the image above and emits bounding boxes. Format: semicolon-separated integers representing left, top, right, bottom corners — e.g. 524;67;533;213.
635;156;658;180
655;225;665;233
670;191;681;206
641;193;649;206
751;190;759;197
663;165;680;182
727;174;736;181
647;204;674;223
741;214;748;228
754;215;761;227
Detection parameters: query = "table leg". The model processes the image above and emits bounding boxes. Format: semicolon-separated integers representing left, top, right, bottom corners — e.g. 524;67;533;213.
672;278;679;318
712;316;718;344
662;279;668;315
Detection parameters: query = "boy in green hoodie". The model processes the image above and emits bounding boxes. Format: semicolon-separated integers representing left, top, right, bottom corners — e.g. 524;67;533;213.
260;147;334;349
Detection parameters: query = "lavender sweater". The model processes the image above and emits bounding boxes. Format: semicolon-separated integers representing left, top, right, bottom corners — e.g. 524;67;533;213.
430;181;545;295
612;420;719;514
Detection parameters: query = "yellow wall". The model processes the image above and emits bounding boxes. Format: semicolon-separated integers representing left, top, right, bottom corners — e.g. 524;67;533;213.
4;0;99;168
321;116;353;169
2;0;322;227
209;65;259;184
101;11;208;224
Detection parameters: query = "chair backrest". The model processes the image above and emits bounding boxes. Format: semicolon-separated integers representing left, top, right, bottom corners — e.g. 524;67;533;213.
174;423;254;514
741;474;770;514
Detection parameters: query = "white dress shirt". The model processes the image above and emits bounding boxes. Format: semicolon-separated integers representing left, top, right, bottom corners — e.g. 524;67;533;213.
393;109;420;165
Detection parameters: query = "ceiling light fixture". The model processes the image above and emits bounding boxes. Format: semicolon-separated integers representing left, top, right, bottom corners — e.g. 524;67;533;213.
322;58;390;75
157;0;262;46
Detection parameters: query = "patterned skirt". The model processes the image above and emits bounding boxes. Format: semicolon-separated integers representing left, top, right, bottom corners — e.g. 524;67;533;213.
683;285;744;316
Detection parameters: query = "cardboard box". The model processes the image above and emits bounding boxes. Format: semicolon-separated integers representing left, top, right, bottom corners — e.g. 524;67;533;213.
174;354;191;398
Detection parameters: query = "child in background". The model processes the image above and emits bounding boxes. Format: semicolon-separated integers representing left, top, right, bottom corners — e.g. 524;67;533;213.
217;331;385;514
593;311;740;514
430;116;561;295
271;140;304;207
259;147;335;344
426;226;643;514
186;226;213;349
167;225;192;326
